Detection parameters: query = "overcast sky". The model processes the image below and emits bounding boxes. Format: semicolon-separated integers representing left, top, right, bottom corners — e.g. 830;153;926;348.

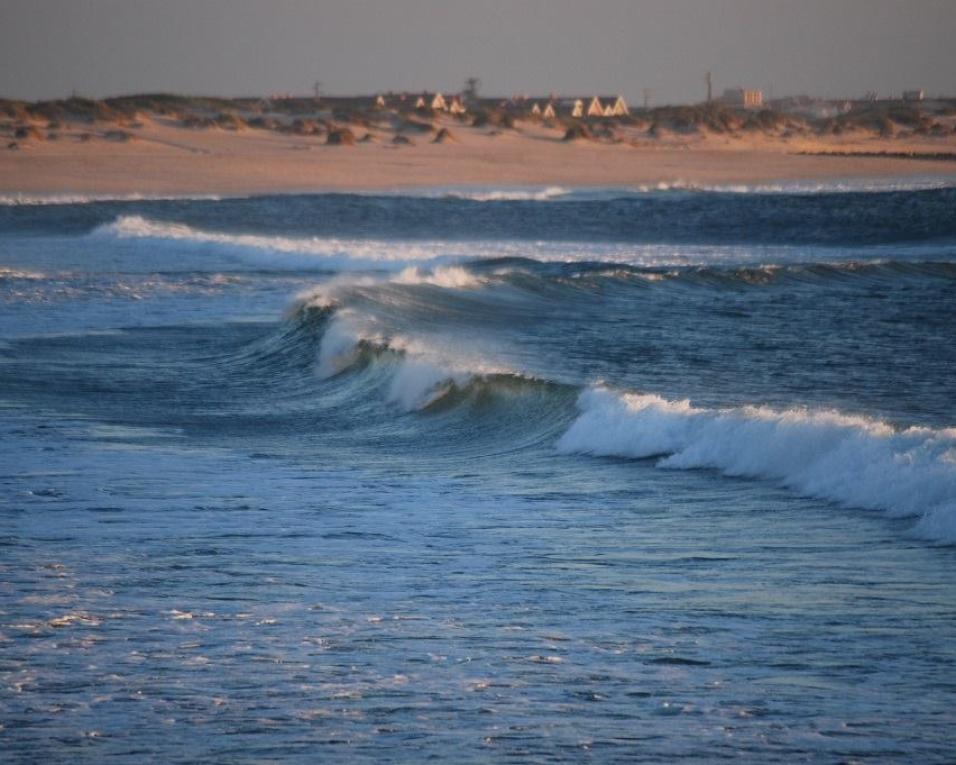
2;0;954;104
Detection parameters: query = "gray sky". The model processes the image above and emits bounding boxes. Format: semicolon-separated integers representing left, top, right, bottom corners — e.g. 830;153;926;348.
1;0;954;104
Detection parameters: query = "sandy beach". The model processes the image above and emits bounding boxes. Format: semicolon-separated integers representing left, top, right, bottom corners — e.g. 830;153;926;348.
3;113;956;197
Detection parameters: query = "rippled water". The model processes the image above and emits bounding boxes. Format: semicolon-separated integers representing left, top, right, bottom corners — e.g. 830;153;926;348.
1;186;955;763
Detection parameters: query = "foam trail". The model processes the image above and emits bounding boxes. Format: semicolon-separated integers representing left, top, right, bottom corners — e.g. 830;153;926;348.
626;177;956;195
0;192;225;206
96;214;956;270
558;387;956;543
438;186;572;202
376;179;956;201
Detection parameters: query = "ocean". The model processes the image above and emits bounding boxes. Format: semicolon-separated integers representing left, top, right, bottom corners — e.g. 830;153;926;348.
1;182;955;763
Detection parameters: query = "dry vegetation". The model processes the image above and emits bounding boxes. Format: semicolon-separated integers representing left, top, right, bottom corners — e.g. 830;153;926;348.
3;92;955;153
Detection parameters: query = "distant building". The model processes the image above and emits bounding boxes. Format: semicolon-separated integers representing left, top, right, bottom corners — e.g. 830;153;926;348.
375;94;387;108
559;95;626;119
586;96;605;117
721;87;764;108
902;89;924;102
601;95;629;117
447;95;467;115
527;100;558;119
413;93;448;111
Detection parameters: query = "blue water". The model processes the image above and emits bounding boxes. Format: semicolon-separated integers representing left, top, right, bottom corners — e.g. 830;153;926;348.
1;184;955;763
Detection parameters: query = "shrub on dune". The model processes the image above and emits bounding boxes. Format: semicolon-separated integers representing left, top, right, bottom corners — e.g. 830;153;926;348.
13;125;43;141
326;126;356;145
562;123;591;141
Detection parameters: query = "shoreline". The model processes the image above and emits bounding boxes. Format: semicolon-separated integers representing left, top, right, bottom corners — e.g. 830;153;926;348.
3;173;956;206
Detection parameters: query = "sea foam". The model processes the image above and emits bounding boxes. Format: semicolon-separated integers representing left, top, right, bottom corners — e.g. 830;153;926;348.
0;192;224;206
99;214;949;270
558;387;956;543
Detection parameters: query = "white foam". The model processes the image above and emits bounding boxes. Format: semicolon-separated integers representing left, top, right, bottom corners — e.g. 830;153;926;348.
99;214;956;271
98;215;501;270
558;387;956;543
314;310;382;378
627;177;956;195
0;267;48;280
382;178;956;200
392;265;483;289
0;192;224;206
314;307;512;410
439;186;572;202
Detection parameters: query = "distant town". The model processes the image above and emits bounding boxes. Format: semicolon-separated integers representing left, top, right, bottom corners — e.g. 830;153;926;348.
3;77;955;157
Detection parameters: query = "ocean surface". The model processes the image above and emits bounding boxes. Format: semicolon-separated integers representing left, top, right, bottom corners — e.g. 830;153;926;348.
1;181;955;763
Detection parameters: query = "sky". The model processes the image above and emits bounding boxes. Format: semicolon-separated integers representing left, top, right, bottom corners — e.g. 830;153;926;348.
1;0;954;104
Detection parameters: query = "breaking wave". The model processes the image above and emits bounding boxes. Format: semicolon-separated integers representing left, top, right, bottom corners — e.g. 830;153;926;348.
253;267;956;544
558;387;956;543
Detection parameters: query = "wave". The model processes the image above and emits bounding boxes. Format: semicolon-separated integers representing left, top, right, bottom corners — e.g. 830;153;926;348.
558;387;956;544
434;186;573;202
383;178;956;202
6;178;956;208
283;307;956;544
0;266;48;281
370;178;956;202
625;176;956;195
0;192;226;206
311;312;515;411
267;268;956;545
91;215;956;271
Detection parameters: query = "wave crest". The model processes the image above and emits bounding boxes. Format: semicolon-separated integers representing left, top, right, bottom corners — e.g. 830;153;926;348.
558;387;956;543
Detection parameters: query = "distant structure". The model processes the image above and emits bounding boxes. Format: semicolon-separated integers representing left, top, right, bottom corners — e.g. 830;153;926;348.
902;89;925;102
556;95;628;119
464;77;481;103
721;87;764;108
706;71;712;103
587;97;605;117
527;100;558;119
581;96;629;118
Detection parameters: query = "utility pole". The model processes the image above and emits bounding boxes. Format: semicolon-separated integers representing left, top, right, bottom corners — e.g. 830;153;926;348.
313;81;322;99
642;88;652;109
706;71;712;103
